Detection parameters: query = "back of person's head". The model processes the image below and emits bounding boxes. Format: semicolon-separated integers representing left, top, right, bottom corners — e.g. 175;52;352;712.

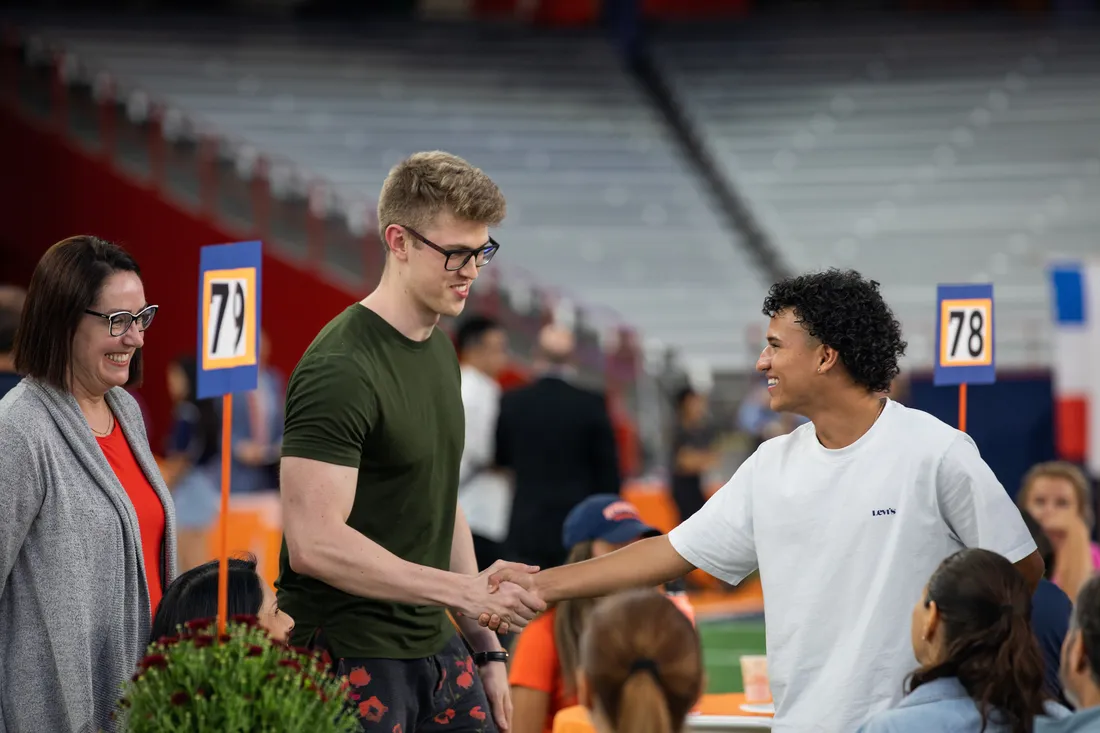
1063;575;1100;709
578;589;703;733
151;556;265;643
14;236;144;389
1020;508;1056;579
376;151;506;246
910;548;1047;733
537;323;575;367
0;286;26;357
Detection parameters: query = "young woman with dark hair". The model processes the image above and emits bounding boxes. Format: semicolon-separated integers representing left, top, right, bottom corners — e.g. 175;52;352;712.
857;549;1070;733
151;555;294;645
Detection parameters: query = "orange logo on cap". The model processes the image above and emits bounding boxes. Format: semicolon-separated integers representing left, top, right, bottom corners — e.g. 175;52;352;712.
602;501;641;522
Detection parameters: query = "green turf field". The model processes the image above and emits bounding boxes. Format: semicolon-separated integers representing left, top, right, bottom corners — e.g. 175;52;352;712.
698;617;767;694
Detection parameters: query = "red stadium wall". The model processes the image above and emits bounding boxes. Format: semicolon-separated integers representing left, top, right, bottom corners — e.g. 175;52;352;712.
0;106;362;450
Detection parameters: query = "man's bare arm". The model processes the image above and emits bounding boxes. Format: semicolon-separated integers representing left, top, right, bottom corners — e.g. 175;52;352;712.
281;456;544;625
450;506;509;647
1013;549;1045;596
490;535;694;604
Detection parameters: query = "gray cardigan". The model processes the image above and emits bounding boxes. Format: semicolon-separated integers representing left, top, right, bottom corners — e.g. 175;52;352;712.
0;379;178;733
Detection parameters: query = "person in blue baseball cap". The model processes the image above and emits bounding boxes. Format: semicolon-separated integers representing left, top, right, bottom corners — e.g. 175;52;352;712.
508;495;661;733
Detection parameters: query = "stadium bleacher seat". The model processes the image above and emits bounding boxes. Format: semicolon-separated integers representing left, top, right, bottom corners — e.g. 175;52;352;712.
30;18;771;372
654;18;1100;369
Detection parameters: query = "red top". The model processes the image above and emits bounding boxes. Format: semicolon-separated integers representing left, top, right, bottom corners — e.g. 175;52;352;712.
97;423;166;617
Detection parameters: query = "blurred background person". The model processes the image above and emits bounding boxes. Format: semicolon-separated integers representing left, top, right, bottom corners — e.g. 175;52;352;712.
227;330;285;494
0;285;26;399
150;554;294;645
161;354;222;571
669;386;719;523
509;494;660;733
455;314;512;570
576;588;704;733
1021;508;1074;706
1018;461;1100;603
736;377;808;450
497;323;622;570
0;236;177;733
856;548;1068;733
1043;576;1100;732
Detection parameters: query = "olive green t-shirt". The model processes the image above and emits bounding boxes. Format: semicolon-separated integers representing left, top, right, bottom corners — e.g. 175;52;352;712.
275;304;464;659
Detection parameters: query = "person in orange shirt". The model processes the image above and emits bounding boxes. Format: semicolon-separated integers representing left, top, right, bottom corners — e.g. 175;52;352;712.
508;495;659;733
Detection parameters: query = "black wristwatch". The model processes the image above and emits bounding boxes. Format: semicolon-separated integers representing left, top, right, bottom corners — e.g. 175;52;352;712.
473;650;509;667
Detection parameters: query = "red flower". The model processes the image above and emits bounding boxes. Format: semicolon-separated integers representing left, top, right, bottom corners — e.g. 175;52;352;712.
348;667;372;688
192;635;214;649
278;659;302;672
140;654;168;670
246;645;264;657
230;614;259;626
469;706;487;721
359;696;388;723
218;633;232;643
169;691;191;706
159;635;180;647
184;618;215;631
433;709;456;724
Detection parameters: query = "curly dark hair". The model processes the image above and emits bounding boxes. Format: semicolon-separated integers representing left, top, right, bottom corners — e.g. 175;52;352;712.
761;269;906;393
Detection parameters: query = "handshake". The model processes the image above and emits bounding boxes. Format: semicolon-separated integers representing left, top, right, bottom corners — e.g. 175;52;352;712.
454;560;547;635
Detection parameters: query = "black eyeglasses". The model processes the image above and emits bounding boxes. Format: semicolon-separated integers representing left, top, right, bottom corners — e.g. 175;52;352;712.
403;226;500;272
85;305;158;337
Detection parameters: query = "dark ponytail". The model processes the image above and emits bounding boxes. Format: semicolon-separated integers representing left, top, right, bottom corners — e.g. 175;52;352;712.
908;549;1047;733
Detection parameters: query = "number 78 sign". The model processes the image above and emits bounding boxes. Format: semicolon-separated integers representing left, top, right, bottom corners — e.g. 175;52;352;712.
196;241;262;399
933;283;996;386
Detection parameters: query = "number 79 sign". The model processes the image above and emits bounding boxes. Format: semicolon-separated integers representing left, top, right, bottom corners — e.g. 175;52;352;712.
934;283;995;387
196;241;262;399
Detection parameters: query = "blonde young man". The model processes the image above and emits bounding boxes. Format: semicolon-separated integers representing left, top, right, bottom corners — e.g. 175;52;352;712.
276;152;545;733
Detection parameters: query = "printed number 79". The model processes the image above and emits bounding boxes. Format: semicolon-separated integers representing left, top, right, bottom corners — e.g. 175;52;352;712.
211;281;246;354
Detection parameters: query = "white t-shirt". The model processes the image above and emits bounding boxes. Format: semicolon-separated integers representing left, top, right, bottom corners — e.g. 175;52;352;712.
458;365;511;542
668;399;1036;733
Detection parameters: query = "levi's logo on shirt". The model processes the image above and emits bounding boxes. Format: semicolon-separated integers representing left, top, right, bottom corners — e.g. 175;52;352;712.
871;508;897;517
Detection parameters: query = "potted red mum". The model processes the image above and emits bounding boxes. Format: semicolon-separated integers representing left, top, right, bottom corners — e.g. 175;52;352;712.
118;616;359;732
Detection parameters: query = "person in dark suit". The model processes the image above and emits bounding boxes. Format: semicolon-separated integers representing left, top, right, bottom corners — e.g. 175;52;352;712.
496;324;621;571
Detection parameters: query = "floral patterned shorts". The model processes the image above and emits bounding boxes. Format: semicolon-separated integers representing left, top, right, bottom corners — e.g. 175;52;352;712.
311;630;498;733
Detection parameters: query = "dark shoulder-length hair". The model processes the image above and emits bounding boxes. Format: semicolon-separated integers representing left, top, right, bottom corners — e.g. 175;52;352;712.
909;549;1048;733
150;555;265;643
13;235;144;389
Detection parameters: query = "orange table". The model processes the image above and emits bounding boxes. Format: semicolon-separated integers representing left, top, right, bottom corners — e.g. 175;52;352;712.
552;694;773;733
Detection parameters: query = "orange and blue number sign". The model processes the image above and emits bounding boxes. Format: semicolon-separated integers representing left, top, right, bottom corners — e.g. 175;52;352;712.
933;283;995;387
196;241;262;399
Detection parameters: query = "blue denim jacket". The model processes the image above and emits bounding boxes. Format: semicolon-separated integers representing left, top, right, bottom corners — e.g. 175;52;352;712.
855;677;1071;733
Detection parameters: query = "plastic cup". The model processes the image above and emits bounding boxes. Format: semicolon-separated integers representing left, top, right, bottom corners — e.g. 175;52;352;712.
740;655;771;704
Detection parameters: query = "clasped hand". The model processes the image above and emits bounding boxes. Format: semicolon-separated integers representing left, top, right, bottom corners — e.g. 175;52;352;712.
454;560;545;635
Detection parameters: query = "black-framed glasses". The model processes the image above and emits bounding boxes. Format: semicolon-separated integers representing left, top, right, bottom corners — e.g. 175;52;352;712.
85;304;158;337
403;226;500;272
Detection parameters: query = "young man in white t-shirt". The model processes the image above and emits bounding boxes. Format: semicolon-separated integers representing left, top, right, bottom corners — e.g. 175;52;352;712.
484;269;1045;733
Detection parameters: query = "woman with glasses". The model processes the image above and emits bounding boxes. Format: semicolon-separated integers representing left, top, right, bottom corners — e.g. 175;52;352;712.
0;235;177;733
